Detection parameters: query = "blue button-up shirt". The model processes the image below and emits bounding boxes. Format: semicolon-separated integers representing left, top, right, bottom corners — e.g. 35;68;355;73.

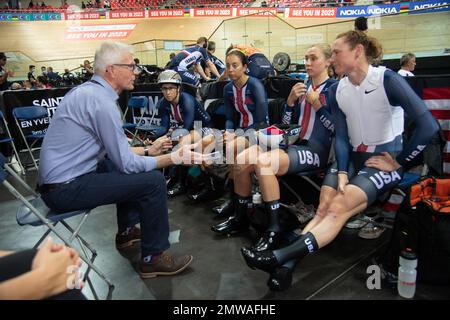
39;74;156;184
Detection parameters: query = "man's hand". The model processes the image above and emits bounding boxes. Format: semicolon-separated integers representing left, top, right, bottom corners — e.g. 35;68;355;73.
171;144;203;165
286;82;307;107
147;136;172;155
365;152;401;172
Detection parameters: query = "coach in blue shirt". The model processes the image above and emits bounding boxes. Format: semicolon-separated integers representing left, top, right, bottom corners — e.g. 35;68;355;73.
38;41;195;279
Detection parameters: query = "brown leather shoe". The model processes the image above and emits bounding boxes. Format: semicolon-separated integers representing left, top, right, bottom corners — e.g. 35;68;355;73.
139;252;193;278
115;226;141;249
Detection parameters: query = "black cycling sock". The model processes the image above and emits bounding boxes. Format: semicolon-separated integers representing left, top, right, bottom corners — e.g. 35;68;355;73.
265;200;281;232
234;195;251;222
273;232;318;265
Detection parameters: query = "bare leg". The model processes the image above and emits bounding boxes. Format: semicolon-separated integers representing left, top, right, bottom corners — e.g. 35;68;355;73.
306;184;368;248
255;149;290;202
234;145;261;197
241;184;370;270
301;185;337;234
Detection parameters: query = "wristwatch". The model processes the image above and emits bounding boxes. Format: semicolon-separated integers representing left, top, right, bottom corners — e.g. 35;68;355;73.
144;147;149;156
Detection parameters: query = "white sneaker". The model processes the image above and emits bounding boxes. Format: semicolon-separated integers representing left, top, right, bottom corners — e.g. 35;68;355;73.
9;155;22;174
345;213;368;229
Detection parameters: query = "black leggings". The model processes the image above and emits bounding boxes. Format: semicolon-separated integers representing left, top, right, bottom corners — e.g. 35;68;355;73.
0;249;87;300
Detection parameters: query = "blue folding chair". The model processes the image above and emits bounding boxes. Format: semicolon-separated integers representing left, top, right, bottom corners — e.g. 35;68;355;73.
12;106;48;172
122;96;148;145
0;110;24;174
0;153;115;299
132;97;166;143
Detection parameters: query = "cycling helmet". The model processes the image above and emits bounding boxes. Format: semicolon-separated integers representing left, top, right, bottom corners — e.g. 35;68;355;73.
157;70;182;85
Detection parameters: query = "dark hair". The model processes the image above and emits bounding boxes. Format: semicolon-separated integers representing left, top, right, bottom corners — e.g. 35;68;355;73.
37;75;48;85
226;49;248;66
207;41;216;52
134;58;140;64
29;65;35;69
336;30;383;64
197;37;208;49
400;53;416;67
226;44;234;55
354;17;368;32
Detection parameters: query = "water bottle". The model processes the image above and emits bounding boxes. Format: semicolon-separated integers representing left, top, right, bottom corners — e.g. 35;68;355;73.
252;191;262;205
397;248;418;299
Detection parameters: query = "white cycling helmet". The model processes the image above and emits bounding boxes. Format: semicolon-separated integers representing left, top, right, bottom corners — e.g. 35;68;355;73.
157;70;182;85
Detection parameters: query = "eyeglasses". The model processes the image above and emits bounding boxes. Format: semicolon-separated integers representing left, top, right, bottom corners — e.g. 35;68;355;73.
161;87;178;92
113;64;140;71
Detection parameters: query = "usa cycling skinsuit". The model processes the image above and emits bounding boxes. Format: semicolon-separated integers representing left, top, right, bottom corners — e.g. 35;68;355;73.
223;76;269;131
281;78;337;175
157;92;211;135
323;66;439;204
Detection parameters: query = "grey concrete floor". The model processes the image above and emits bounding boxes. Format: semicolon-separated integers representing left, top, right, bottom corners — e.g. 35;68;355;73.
1;170;449;301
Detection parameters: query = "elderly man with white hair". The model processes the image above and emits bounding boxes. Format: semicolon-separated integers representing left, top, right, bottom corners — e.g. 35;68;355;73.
38;41;195;278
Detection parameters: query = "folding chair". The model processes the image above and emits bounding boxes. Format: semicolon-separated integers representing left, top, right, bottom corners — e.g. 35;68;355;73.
0;110;25;174
12;106;48;172
0;153;115;300
133;97;166;143
278;168;326;223
122;96;148;145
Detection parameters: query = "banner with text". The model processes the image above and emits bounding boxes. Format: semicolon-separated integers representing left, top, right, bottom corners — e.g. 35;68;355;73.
63;11;105;20
65;24;136;41
409;0;450;14
0;12;61;21
285;7;336;18
148;9;185;18
108;10;146;19
0;88;71;151
190;8;233;17
336;4;401;17
236;7;278;16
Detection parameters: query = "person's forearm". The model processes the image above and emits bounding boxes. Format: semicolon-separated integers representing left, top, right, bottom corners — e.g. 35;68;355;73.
207;61;221;78
0;270;49;300
131;146;145;156
155;153;174;169
196;64;209;80
0;251;13;258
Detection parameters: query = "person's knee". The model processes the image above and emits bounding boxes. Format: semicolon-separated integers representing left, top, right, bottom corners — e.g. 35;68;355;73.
316;202;329;219
325;200;346;221
234;163;254;177
255;153;274;177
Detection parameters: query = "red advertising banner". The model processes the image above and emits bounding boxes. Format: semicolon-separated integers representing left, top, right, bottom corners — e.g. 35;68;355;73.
109;10;145;19
191;8;233;17
236;7;277;16
286;7;336;18
65;24;136;41
148;9;185;18
64;12;102;20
